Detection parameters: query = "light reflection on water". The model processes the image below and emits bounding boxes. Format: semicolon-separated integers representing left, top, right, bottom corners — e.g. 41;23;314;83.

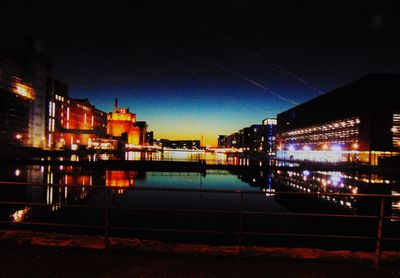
51;150;252;165
1;164;400;229
124;150;247;165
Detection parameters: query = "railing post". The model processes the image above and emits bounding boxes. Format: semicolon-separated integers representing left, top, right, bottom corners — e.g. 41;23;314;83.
374;197;385;268
104;186;110;249
238;190;243;257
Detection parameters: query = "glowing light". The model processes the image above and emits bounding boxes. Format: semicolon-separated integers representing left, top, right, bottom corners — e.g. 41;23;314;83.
331;145;342;152
303;145;311;151
15;169;21;176
11;207;30;223
302;170;310;176
288;145;296;151
330;175;341;186
352;143;359;150
15;134;22;140
322;144;329;150
13;83;34;99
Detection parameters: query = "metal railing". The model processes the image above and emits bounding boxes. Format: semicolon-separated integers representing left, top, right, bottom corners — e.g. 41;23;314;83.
0;181;399;267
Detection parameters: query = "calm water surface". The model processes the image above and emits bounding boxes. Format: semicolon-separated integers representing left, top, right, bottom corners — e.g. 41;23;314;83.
1;162;400;249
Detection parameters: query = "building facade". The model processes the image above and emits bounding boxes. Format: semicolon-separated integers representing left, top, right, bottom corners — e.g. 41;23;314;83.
107;99;140;145
217;135;227;148
46;77;68;149
0;55;35;147
0;41;51;148
262;118;277;156
60;98;107;149
276;74;400;165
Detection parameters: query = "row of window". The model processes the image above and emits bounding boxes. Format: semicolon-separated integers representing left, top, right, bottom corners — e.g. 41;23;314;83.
283;117;360;137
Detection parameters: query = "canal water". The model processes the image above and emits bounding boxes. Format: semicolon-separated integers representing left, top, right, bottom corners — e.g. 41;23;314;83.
1;152;400;250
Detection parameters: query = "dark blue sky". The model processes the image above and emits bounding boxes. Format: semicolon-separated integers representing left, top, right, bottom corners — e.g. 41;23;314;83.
2;1;399;145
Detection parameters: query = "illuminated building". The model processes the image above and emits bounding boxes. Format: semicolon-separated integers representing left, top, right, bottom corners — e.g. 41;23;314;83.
262;118;277;156
46;77;68;149
0;72;34;147
220;121;275;155
154;139;201;149
61;98;107;149
249;125;263;152
277;74;400;165
107;98;140;145
0;40;50;148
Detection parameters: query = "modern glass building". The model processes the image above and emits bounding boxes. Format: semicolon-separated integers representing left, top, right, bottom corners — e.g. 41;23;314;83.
277;74;400;165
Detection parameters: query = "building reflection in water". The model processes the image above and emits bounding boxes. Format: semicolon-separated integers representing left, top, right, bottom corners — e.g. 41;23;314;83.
3;165;399;225
105;170;138;195
273;169;394;215
124;150;255;166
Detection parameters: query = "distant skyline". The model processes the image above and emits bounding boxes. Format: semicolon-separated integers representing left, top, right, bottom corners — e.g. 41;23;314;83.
2;1;399;145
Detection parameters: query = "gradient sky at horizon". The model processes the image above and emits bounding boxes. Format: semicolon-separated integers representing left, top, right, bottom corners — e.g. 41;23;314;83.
1;1;400;145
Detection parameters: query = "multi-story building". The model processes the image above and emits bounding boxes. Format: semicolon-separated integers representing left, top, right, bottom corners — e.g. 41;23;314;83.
262;118;277;156
248;124;263;152
1;41;111;151
0;40;51;148
217;135;227;148
61;98;107;149
146;131;154;146
276;74;400;165
107;98;140;145
0;54;35;147
46;77;68;149
136;121;148;145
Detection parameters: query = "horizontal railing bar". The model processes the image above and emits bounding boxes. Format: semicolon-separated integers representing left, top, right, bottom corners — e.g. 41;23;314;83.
384;216;400;220
107;206;379;219
382;237;400;241
0;201;104;209
0;220;384;241
0;220;104;229
0;201;380;219
108;226;377;240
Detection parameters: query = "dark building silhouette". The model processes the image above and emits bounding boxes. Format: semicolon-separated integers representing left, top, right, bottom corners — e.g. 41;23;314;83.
277;74;400;165
136;121;148;145
146;131;154;145
217;135;227;148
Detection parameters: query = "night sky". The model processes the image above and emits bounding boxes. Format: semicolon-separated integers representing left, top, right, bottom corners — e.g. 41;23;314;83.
1;1;399;146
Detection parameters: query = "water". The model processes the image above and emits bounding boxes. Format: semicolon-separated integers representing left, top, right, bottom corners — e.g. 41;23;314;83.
37;150;253;166
1;162;400;249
